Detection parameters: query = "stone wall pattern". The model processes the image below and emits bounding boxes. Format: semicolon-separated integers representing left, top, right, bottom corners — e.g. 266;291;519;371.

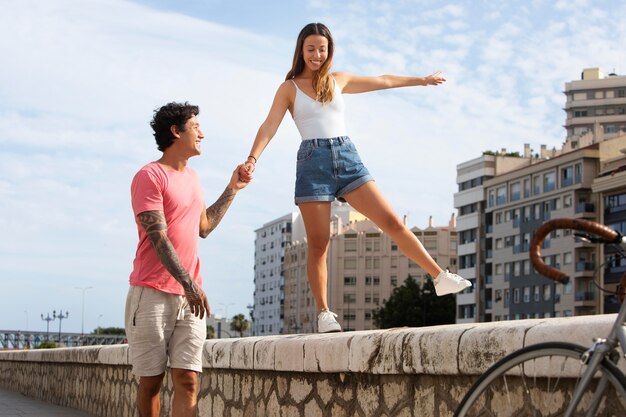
0;316;623;416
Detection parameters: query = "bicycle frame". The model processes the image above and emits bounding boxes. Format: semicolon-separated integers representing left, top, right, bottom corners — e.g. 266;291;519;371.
564;297;626;415
529;218;626;416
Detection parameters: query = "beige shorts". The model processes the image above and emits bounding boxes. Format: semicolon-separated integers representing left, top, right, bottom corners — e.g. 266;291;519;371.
124;285;207;376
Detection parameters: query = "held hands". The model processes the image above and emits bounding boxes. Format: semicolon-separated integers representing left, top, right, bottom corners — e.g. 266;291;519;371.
238;158;255;183
424;71;446;86
230;163;252;190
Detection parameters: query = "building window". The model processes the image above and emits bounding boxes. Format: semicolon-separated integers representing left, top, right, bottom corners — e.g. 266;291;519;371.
343;293;356;303
543;284;551;301
344;258;357;269
344;276;357;286
510;182;521;201
513;288;520;303
365;239;380;252
523;286;530;303
523;179;530;198
365;257;380;269
564;252;572;265
496;186;506;205
574;163;582;184
343;312;356;321
533;175;541;195
543;172;556;192
344;240;357;252
561;166;573;187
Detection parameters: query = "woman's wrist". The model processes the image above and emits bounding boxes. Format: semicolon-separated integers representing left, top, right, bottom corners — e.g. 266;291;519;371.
247;155;257;164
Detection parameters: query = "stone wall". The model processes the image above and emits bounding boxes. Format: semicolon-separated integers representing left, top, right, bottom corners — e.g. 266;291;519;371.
0;316;622;416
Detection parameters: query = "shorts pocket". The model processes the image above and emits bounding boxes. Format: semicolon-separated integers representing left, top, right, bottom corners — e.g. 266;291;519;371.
296;143;315;161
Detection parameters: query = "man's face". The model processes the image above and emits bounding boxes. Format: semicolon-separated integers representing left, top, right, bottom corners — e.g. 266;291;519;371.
175;114;204;156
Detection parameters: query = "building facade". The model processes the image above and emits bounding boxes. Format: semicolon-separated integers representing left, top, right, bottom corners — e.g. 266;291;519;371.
591;134;626;313
454;149;535;323
252;213;304;336
564;68;626;143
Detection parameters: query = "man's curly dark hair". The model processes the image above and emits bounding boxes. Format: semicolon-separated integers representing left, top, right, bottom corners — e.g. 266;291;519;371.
150;102;200;151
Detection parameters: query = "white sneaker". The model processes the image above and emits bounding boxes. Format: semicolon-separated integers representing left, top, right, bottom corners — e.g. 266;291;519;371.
434;270;472;296
317;309;342;333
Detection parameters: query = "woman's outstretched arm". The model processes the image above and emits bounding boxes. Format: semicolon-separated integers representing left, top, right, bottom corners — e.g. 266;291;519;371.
334;71;446;94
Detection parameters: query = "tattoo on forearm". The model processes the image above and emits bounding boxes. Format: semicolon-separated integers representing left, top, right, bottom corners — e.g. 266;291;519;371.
202;187;236;237
137;211;197;294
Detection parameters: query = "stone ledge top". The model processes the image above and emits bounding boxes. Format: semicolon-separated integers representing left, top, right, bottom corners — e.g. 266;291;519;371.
0;315;619;375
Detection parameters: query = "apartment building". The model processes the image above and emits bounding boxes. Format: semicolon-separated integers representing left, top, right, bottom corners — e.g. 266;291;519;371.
564;68;626;142
283;215;458;333
252;213;305;336
485;143;601;320
592;134;626;313
454;149;534;323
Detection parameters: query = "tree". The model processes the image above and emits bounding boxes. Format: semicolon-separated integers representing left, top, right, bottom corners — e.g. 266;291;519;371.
373;275;455;329
230;313;251;337
206;325;215;339
92;327;125;335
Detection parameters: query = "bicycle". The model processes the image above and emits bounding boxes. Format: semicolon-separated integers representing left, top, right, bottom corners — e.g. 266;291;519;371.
454;218;626;416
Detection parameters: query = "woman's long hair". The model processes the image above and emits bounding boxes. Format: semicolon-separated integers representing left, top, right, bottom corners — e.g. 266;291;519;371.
285;23;335;104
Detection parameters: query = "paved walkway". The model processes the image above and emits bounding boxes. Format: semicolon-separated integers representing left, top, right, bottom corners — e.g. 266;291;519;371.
0;388;97;416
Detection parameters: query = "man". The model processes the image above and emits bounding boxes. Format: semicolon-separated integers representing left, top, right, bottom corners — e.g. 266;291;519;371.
125;102;250;417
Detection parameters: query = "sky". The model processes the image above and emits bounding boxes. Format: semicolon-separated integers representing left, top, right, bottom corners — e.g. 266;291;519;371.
1;0;625;333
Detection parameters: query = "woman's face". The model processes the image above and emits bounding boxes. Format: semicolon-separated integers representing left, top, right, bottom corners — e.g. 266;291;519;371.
301;34;329;73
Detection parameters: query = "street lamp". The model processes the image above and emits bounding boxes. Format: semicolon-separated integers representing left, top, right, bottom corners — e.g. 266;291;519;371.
54;309;69;344
41;313;55;341
75;286;93;336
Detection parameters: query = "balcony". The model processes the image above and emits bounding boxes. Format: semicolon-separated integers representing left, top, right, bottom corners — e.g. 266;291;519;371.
576;203;595;214
575;261;595;272
605;203;626;214
575;291;595;302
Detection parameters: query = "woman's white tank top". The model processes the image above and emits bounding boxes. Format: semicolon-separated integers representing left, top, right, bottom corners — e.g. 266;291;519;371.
290;78;348;140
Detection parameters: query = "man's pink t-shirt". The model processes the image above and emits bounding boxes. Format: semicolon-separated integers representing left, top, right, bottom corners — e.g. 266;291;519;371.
129;161;204;295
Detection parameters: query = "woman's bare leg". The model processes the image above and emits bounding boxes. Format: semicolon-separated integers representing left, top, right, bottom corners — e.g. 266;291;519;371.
298;201;332;312
343;182;443;277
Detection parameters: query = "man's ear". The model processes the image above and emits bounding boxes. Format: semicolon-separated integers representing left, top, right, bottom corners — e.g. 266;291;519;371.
170;125;180;139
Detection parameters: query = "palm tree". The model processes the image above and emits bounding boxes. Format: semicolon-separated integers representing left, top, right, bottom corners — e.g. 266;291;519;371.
230;313;251;337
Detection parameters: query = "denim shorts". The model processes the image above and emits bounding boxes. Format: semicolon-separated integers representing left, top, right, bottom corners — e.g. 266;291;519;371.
295;136;373;204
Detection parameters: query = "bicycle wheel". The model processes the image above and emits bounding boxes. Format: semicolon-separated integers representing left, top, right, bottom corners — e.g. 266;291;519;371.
455;342;626;417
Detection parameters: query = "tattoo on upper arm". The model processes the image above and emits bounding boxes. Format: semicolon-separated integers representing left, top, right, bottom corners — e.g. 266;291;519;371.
201;187;236;238
137;210;196;292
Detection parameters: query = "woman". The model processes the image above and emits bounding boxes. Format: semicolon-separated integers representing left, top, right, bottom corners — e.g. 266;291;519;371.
240;23;470;333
